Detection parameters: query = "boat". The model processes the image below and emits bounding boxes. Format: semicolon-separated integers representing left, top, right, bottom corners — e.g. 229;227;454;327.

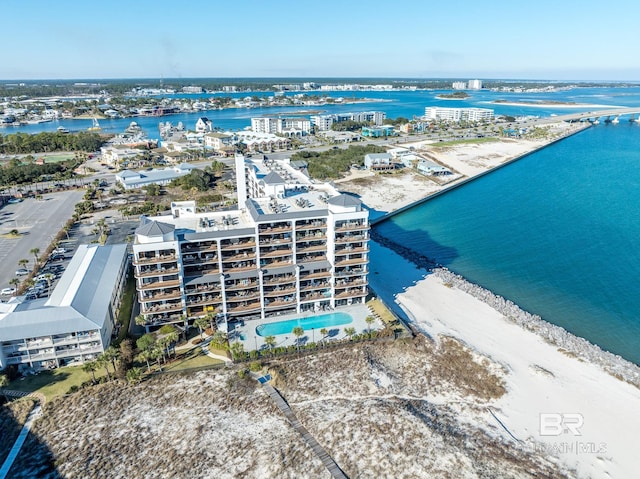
57;126;70;134
87;117;102;131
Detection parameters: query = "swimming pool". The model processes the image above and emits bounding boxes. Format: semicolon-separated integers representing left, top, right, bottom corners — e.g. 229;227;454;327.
256;312;353;337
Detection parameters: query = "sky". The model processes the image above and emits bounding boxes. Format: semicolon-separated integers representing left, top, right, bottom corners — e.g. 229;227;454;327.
2;0;640;81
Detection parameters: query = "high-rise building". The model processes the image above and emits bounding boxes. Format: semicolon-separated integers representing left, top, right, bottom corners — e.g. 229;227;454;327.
132;155;369;332
468;79;483;90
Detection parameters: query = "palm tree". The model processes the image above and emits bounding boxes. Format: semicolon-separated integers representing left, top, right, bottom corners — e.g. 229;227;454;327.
163;330;179;357
151;347;164;371
126;367;142;384
264;335;277;355
9;278;20;294
96;354;111;380
135;314;148;332
29;247;40;267
230;341;245;361
204;311;218;332
43;273;55;295
193;316;209;339
365;316;375;335
18;258;29;270
319;328;328;348
136;349;153;372
292;326;304;352
82;360;98;384
344;327;356;341
103;345;120;374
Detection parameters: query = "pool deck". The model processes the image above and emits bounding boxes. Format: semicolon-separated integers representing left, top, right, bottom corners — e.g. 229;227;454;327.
230;303;378;352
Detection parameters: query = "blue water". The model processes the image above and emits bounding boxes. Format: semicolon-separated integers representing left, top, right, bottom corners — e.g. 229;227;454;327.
256;312;353;336
375;124;640;364
7;85;640;141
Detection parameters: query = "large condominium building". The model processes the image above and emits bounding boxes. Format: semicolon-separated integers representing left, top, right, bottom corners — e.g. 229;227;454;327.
251;117;311;136
424;107;494;123
132;155;370;332
0;244;128;371
452;81;467;90
468;79;483;90
310;111;386;131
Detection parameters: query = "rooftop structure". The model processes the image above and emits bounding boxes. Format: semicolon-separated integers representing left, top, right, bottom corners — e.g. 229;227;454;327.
310;111;386;131
133;155;370;334
115;163;195;189
0;244;129;371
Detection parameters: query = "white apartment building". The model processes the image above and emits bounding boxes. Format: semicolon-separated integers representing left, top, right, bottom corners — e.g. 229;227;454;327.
251;117;311;136
468;79;483;90
132;155;369;332
424;107;494;123
452;81;467;90
0;244;128;371
204;132;234;151
310;111;386;131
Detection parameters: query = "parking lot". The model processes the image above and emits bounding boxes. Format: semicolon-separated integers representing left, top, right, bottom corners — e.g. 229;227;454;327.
0;190;84;295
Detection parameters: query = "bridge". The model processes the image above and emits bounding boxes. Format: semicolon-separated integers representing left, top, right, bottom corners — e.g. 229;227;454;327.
535;107;640;124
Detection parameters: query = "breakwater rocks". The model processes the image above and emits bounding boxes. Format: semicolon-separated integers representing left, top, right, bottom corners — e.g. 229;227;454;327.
432;267;640;388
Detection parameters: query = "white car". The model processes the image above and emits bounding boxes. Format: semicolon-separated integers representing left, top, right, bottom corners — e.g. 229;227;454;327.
15;268;29;276
1;287;16;295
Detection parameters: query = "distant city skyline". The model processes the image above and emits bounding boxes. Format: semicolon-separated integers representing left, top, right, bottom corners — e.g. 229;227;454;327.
3;0;640;81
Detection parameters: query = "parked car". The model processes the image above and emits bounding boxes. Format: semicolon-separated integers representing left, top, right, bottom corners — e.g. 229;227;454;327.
1;287;16;295
7;197;23;204
15;268;29;276
52;248;67;255
49;254;66;261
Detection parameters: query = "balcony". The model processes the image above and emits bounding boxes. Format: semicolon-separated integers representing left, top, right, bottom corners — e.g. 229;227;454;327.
263;286;297;297
182;254;218;266
133;254;176;265
263;275;296;286
296;234;327;243
140;289;181;302
295;221;327;231
258;224;291;234
334;245;369;256
259;237;292;245
182;242;217;253
183;266;220;277
221;251;257;262
334;278;368;288
297;254;327;264
221;262;257;273
226;291;261;302
185;283;222;295
264;299;297;310
225;280;259;291
335;288;367;299
296;244;326;254
335;222;369;233
335;233;368;243
220;240;256;251
300;281;330;292
141;302;184;314
299;270;331;280
260;248;293;258
300;292;330;302
186;295;222;306
135;266;180;278
334;257;368;267
226;301;262;314
138;279;181;291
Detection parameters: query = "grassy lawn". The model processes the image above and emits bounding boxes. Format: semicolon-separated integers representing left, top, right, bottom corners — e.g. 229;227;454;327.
6;365;107;401
162;349;224;373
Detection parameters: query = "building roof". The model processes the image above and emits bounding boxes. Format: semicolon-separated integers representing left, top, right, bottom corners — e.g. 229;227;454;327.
0;244;128;342
262;171;285;185
136;220;176;237
327;193;361;207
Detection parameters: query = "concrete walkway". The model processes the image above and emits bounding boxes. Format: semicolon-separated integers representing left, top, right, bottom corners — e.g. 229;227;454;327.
0;402;42;479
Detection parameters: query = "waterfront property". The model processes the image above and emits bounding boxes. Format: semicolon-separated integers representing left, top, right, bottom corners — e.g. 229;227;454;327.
424;106;494;123
132;155;370;340
0;244;129;371
251;117;312;136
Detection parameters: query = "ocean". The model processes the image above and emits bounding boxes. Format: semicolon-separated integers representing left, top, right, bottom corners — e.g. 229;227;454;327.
374;124;640;364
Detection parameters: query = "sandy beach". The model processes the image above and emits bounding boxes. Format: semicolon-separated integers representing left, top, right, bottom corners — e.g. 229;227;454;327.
359;123;640;477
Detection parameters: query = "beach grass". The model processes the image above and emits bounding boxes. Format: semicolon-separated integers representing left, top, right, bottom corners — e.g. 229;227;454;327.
430;137;499;148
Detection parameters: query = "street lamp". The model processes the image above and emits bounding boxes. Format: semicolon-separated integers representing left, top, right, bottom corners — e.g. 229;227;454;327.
311;328;315;343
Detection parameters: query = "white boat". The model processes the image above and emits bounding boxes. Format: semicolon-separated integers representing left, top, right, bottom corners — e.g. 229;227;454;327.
57;126;70;134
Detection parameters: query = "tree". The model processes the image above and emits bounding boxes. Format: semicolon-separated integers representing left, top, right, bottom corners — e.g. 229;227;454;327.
204;311;218;332
230;341;245;361
193;316;209;339
151;346;164;371
96;353;111;380
136;349;153;372
319;328;328;348
136;332;155;352
135;314;148;332
103;345;120;374
126;367;142;384
344;327;356;341
18;258;29;269
29;248;40;267
82;360;98;384
264;335;277;355
119;339;134;368
0;373;9;389
365;316;375;334
8;278;19;293
292;326;304;352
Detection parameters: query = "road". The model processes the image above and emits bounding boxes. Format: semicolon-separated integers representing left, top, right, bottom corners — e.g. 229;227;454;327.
0;190;84;292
